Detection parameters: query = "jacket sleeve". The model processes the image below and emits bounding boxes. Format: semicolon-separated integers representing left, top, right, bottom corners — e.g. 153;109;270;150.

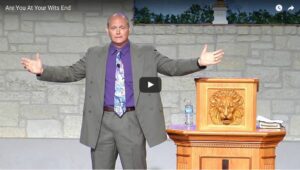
154;48;206;76
37;51;87;82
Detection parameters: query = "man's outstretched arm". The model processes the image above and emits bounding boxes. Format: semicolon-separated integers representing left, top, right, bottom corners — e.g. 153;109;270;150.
156;44;224;76
21;52;86;82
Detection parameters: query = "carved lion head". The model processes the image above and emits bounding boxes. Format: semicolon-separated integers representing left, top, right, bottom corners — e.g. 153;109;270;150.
209;89;244;125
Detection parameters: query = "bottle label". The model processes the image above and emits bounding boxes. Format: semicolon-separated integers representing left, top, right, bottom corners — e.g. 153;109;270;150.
185;106;193;114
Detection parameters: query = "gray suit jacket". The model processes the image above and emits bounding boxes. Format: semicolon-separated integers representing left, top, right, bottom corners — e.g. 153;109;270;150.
37;42;206;148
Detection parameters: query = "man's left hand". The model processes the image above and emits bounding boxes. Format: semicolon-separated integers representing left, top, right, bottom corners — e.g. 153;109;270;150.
198;44;224;66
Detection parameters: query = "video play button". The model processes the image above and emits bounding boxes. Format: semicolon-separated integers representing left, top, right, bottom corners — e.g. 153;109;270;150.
140;77;161;93
148;82;154;88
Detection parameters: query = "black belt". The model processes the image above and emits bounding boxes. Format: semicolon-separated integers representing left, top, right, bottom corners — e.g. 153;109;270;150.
103;106;135;112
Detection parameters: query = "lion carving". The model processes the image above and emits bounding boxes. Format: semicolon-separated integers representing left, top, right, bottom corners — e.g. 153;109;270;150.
209;89;244;125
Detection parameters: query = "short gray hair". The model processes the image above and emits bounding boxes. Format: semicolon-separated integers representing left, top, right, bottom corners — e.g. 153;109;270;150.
107;12;130;28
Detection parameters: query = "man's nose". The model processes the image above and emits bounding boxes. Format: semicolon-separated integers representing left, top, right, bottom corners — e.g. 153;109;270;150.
116;28;120;34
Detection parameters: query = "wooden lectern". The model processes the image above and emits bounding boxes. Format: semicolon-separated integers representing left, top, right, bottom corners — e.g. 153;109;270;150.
167;78;286;170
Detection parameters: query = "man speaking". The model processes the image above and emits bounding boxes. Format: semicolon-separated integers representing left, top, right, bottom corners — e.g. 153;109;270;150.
21;12;224;169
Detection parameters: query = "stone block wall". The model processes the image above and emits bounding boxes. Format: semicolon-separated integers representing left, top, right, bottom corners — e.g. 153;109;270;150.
0;0;300;140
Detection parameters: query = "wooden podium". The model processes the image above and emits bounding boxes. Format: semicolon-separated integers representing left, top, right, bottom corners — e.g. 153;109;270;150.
167;125;286;169
167;78;286;169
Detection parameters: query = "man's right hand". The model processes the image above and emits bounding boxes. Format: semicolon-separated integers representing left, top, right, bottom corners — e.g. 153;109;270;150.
21;53;44;75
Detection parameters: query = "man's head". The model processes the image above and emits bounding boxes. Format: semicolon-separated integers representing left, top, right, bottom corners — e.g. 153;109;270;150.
106;12;130;48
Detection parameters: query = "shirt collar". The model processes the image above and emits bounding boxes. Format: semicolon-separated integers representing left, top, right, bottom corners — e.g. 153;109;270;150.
109;41;130;56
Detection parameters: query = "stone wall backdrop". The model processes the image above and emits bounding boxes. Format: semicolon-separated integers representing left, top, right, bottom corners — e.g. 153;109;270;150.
0;0;300;141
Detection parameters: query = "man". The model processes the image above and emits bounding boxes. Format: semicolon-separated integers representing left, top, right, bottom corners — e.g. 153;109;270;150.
21;12;224;169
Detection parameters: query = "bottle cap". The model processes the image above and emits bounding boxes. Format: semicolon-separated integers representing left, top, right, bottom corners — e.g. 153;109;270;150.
184;98;191;104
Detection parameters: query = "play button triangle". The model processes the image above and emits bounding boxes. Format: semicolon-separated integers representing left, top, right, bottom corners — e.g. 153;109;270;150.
148;81;154;88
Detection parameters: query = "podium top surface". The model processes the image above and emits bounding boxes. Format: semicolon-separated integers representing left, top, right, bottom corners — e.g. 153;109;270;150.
167;124;286;137
166;124;286;143
194;78;259;83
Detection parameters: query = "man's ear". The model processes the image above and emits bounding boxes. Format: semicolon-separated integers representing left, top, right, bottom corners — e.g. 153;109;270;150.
129;27;132;34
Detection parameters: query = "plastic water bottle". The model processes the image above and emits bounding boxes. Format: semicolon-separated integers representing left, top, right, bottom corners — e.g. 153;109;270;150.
184;99;194;126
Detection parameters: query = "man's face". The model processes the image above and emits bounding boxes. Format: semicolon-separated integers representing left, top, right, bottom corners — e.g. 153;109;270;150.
106;16;130;48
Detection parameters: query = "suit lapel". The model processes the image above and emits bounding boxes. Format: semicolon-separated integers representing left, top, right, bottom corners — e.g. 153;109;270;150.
131;43;144;106
96;44;110;105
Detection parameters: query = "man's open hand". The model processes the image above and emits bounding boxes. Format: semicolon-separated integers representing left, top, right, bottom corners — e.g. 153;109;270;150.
198;44;224;66
21;53;44;75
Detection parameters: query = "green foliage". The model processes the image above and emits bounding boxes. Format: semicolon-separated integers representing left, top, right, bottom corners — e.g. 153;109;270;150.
134;4;300;24
134;4;214;24
227;9;300;24
134;7;153;24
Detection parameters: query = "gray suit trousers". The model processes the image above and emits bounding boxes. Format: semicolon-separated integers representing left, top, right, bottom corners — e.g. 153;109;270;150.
91;110;146;169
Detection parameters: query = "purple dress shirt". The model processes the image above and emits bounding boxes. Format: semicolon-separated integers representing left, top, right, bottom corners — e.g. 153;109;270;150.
104;42;135;107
